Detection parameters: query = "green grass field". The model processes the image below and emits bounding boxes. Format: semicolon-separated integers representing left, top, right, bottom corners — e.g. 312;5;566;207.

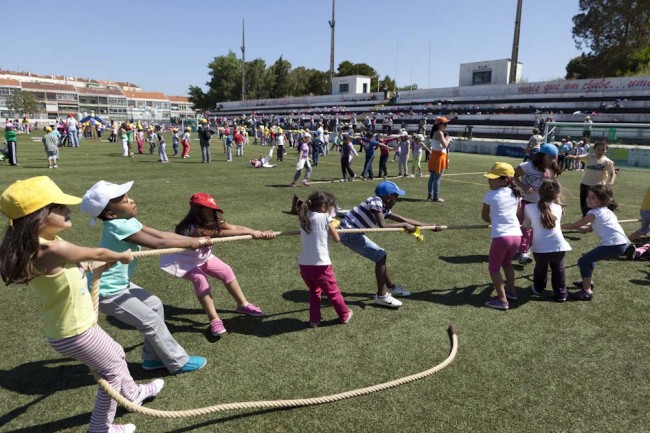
0;133;648;433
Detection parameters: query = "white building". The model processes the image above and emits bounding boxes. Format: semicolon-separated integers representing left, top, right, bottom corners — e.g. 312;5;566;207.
459;59;522;87
331;75;371;95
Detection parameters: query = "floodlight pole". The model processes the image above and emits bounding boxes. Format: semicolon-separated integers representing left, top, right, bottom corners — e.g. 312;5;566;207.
509;0;523;84
329;0;336;94
241;19;246;101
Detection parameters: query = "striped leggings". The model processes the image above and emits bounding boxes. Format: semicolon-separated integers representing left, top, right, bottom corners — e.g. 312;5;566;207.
49;325;139;433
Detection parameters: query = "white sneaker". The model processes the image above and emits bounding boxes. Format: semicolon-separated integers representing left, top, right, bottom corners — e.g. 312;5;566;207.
374;294;403;308
388;285;411;297
518;253;533;264
133;379;164;406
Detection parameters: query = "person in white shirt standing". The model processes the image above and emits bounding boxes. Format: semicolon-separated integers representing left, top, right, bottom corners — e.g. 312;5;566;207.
67;113;79;147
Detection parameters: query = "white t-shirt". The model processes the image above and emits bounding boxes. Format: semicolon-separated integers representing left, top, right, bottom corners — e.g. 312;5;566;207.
483;188;522;238
298;211;332;266
588;207;629;246
518;161;551;203
523;203;572;253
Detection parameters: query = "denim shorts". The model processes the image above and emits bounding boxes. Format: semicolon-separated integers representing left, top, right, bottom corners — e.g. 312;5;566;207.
340;233;386;263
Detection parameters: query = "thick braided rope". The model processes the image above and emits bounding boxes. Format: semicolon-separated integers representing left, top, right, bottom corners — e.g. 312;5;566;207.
95;326;458;418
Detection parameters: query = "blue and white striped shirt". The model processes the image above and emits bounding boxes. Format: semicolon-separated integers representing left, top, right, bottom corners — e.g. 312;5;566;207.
340;196;391;229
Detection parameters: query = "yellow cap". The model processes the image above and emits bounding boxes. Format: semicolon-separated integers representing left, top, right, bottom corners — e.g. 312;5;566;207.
45;126;52;133
0;176;81;221
484;162;515;179
200;118;208;124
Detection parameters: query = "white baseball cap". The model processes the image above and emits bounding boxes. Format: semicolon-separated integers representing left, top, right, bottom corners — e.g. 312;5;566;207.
81;180;134;225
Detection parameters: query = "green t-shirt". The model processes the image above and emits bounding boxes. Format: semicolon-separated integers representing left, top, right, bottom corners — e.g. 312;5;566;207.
97;218;143;297
5;129;16;141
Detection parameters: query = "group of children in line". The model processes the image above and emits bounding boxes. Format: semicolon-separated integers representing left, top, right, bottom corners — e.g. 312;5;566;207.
482;139;632;310
0;130;644;431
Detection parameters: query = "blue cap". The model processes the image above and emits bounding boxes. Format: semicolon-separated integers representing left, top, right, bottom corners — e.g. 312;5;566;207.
375;181;406;197
539;143;558;157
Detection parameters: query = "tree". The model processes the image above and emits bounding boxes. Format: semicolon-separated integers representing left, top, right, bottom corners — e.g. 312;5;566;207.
6;90;38;116
245;58;269;100
268;56;292;98
567;0;650;77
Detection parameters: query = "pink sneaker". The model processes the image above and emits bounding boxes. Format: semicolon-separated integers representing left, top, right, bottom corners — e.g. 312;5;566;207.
108;424;136;433
341;308;353;324
210;319;227;336
236;303;264;317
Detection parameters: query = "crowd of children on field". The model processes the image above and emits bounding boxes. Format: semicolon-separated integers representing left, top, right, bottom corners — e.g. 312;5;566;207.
1;112;648;431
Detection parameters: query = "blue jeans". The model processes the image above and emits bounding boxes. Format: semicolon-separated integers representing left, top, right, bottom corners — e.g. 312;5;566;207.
68;128;79;147
362;154;375;179
577;244;628;278
428;170;444;199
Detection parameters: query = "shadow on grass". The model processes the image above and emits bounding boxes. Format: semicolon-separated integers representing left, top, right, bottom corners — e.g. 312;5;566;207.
105;305;208;336
439;254;488;264
630;269;650;286
410;284;532;309
162;406;297;433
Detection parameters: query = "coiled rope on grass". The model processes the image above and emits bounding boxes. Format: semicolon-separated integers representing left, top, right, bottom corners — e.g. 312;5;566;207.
93;326;457;418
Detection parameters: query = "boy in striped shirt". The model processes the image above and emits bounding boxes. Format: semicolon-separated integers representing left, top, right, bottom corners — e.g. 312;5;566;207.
339;181;427;307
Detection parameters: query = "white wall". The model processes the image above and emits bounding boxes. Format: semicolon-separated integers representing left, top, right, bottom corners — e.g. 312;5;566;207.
331;76;371;95
459;59;522;87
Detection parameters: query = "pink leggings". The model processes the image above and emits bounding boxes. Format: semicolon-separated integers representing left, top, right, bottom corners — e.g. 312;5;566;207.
299;264;348;324
488;236;521;273
518;200;533;254
183;257;236;297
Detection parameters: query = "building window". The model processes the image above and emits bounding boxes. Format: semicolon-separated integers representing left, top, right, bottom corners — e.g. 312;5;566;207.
472;71;492;85
339;83;349;93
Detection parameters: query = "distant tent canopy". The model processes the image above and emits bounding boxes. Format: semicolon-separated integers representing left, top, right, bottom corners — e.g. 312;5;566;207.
80;115;105;124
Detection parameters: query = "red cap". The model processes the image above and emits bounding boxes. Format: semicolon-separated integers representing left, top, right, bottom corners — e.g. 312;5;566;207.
189;192;224;212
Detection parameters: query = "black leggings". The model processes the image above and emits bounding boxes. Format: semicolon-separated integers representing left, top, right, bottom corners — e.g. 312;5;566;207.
341;157;355;179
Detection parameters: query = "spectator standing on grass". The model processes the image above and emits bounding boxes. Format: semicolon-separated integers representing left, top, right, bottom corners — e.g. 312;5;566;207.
42;126;59;169
481;163;522;311
524;128;543;162
155;125;168;163
427;116;453;202
397;131;410;177
5;121;18;166
67;113;79;147
181;126;191;158
360;132;379;180
566;140;616;217
198;119;213;163
290;132;313;187
171;127;180;156
339;133;358;181
410;134;430;177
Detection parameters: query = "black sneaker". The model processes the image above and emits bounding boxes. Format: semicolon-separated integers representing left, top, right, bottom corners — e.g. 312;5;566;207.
570;289;593;301
625;244;636;260
573;281;595;290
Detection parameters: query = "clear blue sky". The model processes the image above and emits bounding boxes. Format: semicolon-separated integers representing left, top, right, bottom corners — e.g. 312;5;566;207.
0;0;582;96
